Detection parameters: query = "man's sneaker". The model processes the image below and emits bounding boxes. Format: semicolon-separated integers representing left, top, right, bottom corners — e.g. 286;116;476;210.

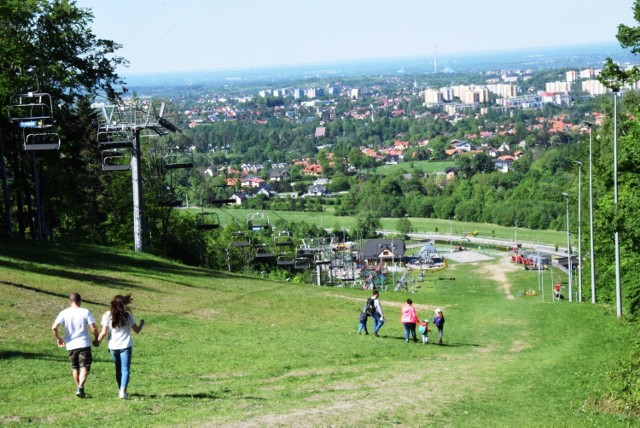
373;332;379;337
119;390;128;400
76;387;85;398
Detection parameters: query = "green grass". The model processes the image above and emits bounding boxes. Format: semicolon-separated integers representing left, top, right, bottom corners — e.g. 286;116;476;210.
376;159;456;175
0;241;636;426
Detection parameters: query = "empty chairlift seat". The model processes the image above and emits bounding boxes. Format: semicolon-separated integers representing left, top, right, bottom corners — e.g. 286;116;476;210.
274;231;294;247
164;151;194;170
276;253;295;267
254;244;275;260
196;212;220;230
101;149;130;171
230;232;251;247
9;92;60;151
23;129;61;151
97;129;132;150
294;257;311;270
247;212;270;232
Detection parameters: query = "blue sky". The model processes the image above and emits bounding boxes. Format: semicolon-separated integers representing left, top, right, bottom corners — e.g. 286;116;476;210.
77;0;635;75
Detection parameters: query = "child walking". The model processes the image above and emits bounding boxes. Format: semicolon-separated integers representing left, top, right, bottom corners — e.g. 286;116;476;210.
418;319;430;344
358;308;369;335
433;308;445;345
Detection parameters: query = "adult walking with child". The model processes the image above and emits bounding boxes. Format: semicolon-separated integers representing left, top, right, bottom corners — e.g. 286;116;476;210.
369;290;384;337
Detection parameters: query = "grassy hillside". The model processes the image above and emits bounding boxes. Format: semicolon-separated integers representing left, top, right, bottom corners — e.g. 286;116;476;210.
0;241;636;427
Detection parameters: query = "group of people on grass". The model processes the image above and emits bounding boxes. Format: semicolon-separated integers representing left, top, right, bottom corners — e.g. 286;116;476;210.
51;292;144;399
358;290;445;344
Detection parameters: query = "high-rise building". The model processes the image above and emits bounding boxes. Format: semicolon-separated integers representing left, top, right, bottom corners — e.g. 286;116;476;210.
424;88;443;104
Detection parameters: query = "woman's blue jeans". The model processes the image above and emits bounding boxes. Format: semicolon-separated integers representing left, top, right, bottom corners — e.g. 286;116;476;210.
109;347;132;390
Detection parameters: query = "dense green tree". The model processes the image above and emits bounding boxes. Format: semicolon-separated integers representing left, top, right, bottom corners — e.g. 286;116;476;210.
0;0;126;241
354;210;381;239
595;0;640;318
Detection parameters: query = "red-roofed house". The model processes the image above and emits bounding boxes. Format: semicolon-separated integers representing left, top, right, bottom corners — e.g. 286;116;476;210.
393;140;409;151
303;164;323;176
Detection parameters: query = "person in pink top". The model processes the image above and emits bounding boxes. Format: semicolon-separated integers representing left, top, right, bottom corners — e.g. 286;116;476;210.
401;299;419;342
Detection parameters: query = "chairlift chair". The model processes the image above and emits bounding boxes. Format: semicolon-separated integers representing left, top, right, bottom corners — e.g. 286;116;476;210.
247;212;270;232
210;198;235;207
9;92;54;123
10;92;61;151
255;243;275;260
274;231;294;247
276;253;296;267
97;129;132;150
230;232;251;247
164;150;194;170
294;257;311;270
296;247;315;258
196;212;220;230
157;182;183;207
101;149;130;171
158;199;182;208
23;129;61;150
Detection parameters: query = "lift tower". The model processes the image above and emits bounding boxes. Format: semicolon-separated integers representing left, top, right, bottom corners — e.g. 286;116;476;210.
93;100;175;252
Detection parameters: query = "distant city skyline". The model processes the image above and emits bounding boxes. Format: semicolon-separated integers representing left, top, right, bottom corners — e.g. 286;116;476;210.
77;0;635;76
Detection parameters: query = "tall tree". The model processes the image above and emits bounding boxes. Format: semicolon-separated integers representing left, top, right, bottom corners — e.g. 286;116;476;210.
596;0;640;318
0;0;126;241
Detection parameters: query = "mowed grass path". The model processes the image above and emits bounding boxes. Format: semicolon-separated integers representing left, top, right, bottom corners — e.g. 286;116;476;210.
0;242;635;427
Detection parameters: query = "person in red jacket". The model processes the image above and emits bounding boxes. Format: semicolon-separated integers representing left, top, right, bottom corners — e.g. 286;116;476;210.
401;299;419;342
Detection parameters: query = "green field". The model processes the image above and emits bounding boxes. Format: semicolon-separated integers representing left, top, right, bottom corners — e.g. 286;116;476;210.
0;240;635;426
376;160;456;175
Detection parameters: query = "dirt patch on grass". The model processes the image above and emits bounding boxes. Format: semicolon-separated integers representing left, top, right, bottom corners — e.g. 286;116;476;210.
475;256;520;300
511;340;532;353
207;356;497;427
335;295;447;315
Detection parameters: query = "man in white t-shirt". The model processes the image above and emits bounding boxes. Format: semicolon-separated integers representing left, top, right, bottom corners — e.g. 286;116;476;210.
51;292;99;398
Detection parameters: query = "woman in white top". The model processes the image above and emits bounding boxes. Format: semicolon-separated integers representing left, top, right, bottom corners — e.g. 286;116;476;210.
95;294;144;399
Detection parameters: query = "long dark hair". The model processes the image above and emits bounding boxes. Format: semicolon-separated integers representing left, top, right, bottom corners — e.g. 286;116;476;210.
110;294;133;328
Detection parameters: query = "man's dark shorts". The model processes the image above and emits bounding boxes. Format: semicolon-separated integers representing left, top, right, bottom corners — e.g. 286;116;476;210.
68;347;92;370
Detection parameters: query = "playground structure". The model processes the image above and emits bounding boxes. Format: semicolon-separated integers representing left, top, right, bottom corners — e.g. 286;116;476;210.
221;218;362;286
218;226;457;290
511;244;549;270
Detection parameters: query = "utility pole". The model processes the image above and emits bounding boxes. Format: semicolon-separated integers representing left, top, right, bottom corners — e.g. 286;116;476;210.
583;121;596;304
562;192;573;302
574;160;583;302
613;90;622;317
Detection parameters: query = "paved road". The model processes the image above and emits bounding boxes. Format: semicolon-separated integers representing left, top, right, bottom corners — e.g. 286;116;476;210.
382;231;566;257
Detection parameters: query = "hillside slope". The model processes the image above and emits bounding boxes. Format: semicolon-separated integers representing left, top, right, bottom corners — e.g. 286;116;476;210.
0;241;635;426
